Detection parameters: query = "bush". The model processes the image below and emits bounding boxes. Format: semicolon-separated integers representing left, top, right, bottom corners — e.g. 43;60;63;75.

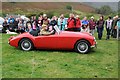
46;12;54;18
37;12;44;16
1;12;6;17
86;14;94;19
64;13;69;18
26;13;36;18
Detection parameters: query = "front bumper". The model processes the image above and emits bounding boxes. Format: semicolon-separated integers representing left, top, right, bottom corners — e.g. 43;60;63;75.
91;37;97;48
91;43;97;48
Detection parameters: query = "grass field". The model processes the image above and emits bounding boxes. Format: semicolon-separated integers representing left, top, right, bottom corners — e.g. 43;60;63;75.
1;31;118;78
0;33;2;79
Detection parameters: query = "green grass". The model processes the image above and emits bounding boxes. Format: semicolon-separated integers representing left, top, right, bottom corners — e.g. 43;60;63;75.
1;30;118;78
0;33;2;79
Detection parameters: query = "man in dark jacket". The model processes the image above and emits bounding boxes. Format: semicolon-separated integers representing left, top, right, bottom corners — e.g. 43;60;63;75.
49;16;57;27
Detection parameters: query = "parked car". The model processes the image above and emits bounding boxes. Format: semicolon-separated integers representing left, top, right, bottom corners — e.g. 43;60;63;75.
8;26;97;54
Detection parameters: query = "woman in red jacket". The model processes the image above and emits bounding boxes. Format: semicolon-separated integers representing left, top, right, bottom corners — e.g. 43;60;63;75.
75;15;82;32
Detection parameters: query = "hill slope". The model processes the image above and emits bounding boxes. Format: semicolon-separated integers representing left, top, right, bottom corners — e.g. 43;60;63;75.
2;2;95;13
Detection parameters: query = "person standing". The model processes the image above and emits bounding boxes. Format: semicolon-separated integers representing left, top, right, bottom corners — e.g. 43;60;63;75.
26;19;32;32
14;18;19;31
75;15;82;32
112;15;119;38
9;20;15;32
111;17;115;37
66;13;76;31
30;17;40;36
2;19;8;33
105;16;113;40
24;18;29;32
49;16;57;32
18;20;25;33
117;18;120;39
8;16;15;24
58;14;66;31
42;14;49;31
81;16;89;32
97;16;105;40
38;15;43;30
89;16;96;35
50;16;57;26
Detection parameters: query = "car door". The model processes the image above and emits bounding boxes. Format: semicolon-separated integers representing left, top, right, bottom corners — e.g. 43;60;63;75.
56;32;75;50
35;34;59;49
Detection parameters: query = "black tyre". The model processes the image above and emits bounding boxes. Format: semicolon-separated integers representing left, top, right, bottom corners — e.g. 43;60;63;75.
19;38;33;51
74;40;90;54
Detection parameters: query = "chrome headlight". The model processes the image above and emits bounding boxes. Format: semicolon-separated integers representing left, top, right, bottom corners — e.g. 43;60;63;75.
94;37;97;43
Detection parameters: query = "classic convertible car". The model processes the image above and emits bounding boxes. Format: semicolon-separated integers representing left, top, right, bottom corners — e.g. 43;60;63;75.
8;26;97;54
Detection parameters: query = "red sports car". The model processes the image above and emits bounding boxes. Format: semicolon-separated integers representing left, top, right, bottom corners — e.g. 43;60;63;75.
8;27;97;54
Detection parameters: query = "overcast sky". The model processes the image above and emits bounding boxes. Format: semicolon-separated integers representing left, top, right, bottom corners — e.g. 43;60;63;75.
1;0;120;2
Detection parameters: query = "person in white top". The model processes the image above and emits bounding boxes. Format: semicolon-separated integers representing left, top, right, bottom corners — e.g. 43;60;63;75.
105;16;113;40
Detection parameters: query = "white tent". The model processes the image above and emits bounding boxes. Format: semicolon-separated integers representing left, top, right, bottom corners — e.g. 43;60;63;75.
0;17;4;32
20;15;29;21
0;17;4;25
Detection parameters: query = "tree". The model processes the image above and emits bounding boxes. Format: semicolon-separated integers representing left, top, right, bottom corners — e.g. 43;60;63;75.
95;5;113;15
66;5;72;11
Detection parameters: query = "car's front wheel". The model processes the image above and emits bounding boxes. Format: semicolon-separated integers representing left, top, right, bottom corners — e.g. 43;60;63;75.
75;40;90;54
19;38;33;51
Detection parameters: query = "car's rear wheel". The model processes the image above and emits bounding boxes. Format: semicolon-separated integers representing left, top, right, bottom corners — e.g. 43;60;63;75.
19;38;33;51
75;40;90;54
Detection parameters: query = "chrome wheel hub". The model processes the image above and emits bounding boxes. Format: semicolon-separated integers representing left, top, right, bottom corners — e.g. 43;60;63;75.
21;40;31;51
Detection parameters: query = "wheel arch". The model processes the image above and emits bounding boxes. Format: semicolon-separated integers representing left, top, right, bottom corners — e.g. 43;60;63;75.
74;38;91;48
18;37;35;48
74;38;91;54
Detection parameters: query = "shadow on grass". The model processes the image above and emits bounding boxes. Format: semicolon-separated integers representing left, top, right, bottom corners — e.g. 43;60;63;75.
15;47;96;54
31;49;75;54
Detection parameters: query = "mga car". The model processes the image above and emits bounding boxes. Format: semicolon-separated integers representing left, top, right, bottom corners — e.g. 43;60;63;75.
8;26;97;54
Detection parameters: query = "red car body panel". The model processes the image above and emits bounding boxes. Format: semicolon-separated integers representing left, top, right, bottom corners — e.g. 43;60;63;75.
9;31;96;50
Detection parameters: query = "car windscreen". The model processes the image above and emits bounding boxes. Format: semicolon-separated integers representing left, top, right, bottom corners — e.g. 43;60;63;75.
53;25;60;34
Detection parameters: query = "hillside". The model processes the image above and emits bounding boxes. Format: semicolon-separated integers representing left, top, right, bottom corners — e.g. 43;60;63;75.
2;2;95;13
83;2;118;11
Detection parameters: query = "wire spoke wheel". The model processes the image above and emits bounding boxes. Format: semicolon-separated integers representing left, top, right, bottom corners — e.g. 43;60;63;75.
19;38;33;51
75;40;90;54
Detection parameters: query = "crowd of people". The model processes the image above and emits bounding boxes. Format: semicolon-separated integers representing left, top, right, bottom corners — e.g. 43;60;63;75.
1;13;120;40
